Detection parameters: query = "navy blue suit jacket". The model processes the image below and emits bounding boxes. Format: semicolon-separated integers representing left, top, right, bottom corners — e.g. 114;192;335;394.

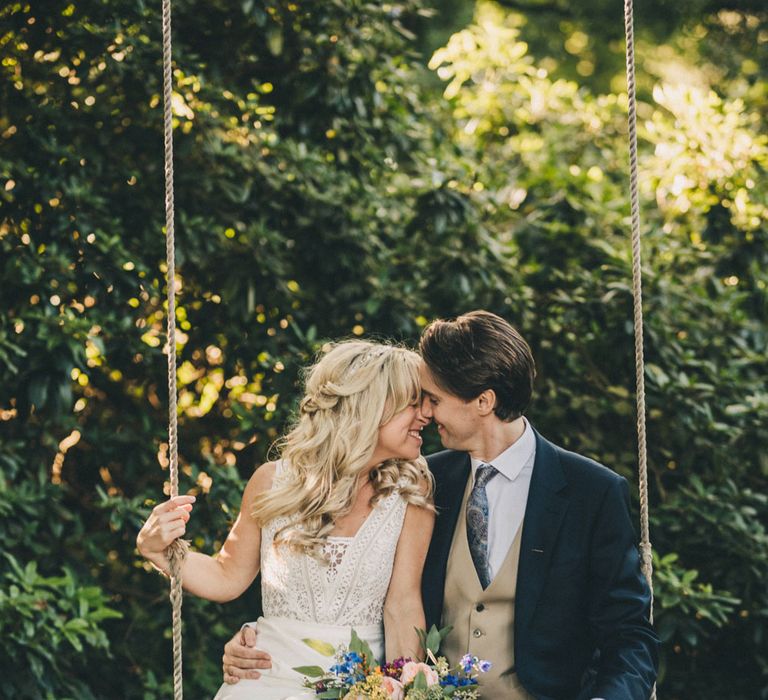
421;429;659;700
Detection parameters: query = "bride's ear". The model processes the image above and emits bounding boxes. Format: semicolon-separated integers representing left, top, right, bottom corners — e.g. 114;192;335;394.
476;389;496;417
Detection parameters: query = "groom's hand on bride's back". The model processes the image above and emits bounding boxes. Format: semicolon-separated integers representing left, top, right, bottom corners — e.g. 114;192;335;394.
221;625;272;684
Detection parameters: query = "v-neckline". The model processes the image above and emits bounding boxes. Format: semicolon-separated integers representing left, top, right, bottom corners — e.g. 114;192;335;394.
327;493;387;542
314;494;391;597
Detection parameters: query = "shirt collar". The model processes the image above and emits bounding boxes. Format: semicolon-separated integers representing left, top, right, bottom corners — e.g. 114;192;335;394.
470;417;536;484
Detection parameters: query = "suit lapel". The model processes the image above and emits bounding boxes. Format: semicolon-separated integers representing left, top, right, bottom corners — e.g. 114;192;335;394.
433;453;471;550
516;430;569;633
423;451;471;628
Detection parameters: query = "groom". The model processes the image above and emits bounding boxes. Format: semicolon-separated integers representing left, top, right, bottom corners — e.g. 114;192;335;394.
416;311;658;699
222;311;659;698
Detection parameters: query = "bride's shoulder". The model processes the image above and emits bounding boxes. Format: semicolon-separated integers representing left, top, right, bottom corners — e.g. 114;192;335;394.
243;461;278;499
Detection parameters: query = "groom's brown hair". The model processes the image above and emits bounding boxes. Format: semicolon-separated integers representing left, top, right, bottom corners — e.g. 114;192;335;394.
419;310;535;421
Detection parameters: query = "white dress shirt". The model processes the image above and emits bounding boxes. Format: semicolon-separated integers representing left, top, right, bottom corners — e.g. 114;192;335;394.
469;417;536;581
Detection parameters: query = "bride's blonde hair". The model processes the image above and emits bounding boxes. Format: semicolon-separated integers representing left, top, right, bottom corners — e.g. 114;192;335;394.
251;340;433;553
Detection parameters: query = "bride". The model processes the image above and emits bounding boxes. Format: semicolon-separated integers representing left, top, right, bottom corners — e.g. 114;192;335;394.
136;340;435;698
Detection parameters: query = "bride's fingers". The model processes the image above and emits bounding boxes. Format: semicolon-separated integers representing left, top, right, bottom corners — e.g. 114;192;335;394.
158;503;193;518
150;520;182;547
137;505;190;556
156;522;185;545
150;510;192;536
168;522;186;539
157;495;196;513
149;498;195;524
152;496;196;516
156;508;192;526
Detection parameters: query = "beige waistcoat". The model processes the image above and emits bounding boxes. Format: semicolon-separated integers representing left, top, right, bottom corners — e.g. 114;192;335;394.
441;478;535;700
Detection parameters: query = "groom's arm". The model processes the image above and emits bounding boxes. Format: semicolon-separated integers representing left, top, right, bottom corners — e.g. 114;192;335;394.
588;476;660;700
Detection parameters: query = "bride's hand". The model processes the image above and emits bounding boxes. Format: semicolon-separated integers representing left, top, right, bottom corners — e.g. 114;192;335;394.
136;495;196;570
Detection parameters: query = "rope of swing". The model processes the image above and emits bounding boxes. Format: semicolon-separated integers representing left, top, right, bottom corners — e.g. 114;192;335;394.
623;0;654;605
161;0;187;697
623;2;656;696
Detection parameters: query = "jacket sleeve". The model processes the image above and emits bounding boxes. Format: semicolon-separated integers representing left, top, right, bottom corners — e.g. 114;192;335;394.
588;476;660;700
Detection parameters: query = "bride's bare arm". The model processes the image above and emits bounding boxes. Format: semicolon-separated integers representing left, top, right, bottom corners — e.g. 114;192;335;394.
136;461;276;602
383;498;435;661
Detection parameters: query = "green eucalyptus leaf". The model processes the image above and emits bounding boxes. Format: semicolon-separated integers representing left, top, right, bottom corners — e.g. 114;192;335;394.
292;665;327;677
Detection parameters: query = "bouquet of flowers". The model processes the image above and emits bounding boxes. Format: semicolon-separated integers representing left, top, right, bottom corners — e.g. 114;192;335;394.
294;625;491;699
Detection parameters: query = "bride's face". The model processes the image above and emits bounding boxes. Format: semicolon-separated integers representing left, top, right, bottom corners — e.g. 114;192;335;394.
374;401;428;462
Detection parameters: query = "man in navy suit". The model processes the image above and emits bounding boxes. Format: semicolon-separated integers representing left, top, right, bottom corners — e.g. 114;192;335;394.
418;310;658;699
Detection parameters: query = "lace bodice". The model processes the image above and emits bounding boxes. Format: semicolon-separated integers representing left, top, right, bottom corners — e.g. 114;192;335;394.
260;464;408;626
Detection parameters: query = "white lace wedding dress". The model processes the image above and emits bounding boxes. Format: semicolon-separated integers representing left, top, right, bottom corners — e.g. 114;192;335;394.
213;462;408;699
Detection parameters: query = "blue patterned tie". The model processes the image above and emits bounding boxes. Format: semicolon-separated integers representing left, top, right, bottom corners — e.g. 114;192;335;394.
466;463;497;589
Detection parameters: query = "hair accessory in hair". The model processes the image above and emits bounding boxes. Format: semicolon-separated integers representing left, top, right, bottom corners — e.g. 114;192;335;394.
347;346;389;377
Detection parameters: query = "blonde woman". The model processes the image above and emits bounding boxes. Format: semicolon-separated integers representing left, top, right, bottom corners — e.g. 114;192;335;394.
136;340;435;699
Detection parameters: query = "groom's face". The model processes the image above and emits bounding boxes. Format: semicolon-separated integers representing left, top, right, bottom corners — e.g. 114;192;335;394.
419;362;480;452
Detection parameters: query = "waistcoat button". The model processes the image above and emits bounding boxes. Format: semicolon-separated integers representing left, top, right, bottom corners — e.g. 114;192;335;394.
472;628;483;638
476;603;485;612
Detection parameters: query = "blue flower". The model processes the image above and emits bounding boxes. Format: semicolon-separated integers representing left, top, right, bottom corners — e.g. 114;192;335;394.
460;653;474;674
441;674;460;687
478;660;492;673
330;659;358;676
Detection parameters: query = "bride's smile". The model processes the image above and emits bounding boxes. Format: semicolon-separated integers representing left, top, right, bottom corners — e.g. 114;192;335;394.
371;402;429;465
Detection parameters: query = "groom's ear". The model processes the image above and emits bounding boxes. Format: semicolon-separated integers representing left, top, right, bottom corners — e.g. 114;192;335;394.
476;389;497;417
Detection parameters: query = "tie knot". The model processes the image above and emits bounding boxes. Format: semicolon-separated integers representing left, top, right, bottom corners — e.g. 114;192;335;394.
475;463;497;488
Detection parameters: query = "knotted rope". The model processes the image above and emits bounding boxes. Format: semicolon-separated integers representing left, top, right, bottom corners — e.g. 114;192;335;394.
161;0;187;697
623;0;656;696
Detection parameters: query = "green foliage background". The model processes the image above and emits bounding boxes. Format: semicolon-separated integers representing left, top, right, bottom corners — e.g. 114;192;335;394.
1;0;766;697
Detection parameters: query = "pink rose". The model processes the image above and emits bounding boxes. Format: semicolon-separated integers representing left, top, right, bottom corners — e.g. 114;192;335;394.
400;661;439;687
380;676;405;699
